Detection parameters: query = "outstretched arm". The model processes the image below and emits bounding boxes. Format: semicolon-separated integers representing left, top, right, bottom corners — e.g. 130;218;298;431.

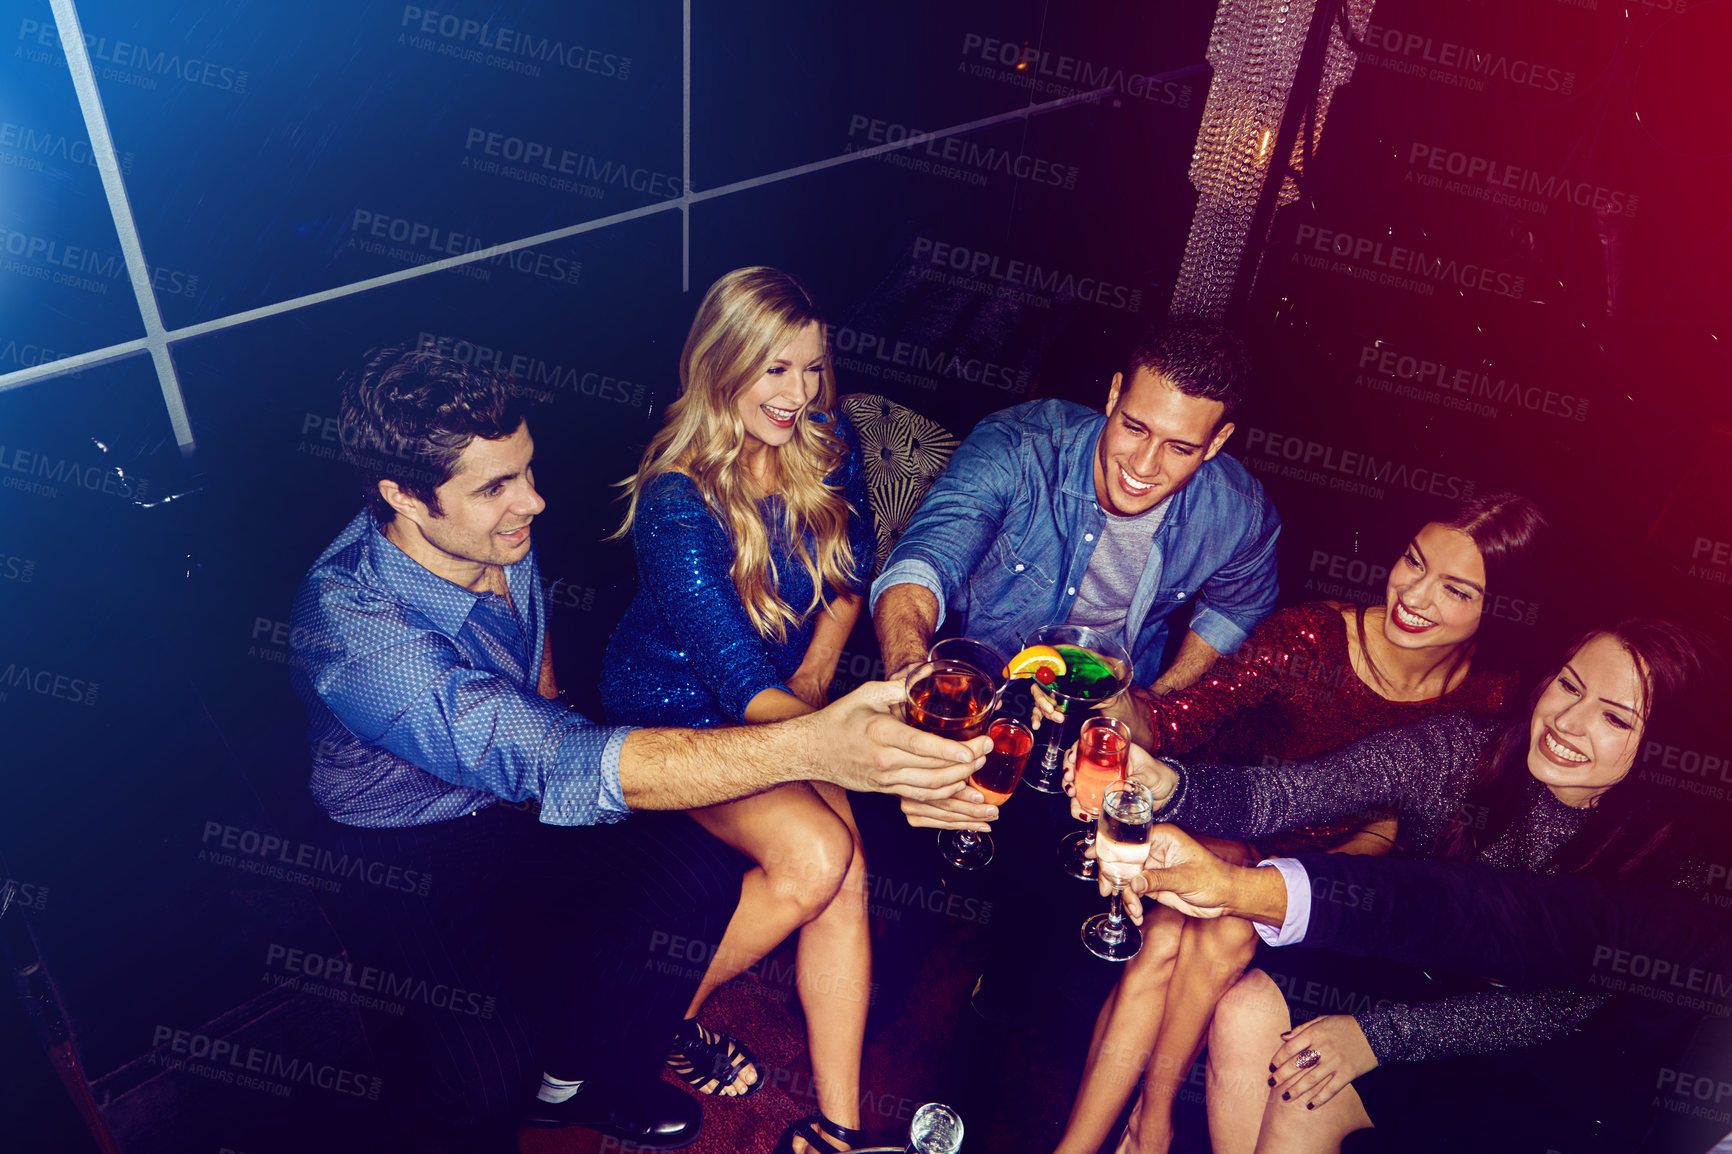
620;678;990;810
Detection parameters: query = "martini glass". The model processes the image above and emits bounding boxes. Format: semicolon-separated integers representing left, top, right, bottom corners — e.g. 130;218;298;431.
1017;625;1132;796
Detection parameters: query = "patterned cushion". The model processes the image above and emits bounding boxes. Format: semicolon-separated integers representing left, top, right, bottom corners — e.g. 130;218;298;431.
839;393;960;577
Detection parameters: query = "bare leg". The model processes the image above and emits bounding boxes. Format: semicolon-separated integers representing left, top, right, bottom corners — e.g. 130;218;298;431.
685;783;857;1098
1125;915;1259;1152
795;781;870;1148
1206;970;1292;1154
1205;970;1372;1154
1051;905;1187;1154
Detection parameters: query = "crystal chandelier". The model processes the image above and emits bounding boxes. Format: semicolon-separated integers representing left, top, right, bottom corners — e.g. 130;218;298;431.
1171;0;1378;319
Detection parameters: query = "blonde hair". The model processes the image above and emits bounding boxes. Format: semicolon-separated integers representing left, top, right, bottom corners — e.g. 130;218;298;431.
615;267;857;643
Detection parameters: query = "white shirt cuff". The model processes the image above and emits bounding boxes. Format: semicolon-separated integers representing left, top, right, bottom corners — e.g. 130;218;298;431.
1252;857;1311;947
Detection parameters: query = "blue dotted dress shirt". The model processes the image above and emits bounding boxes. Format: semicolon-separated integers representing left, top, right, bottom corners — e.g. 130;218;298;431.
290;508;633;828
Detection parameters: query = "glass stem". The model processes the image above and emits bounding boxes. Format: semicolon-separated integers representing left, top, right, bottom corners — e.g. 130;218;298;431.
1101;884;1126;942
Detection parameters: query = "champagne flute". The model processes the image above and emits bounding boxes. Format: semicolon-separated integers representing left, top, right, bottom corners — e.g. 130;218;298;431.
936;717;1032;870
1060;715;1129;880
1082;779;1155;961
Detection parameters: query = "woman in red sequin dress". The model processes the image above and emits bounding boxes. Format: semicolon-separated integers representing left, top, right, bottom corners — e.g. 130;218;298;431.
1053;493;1545;1154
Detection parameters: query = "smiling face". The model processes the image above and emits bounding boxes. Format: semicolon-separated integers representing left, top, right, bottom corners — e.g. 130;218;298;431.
381;420;546;587
1092;368;1235;517
1526;633;1648;808
1381;523;1487;652
736;321;824;452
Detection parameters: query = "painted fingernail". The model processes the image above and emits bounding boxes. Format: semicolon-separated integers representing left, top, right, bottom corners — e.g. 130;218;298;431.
1267;1077;1275;1086
1306;1103;1315;1111
1281;1092;1290;1101
1269;1063;1276;1072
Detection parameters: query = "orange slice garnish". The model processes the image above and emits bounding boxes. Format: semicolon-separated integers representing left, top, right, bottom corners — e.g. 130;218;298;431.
1004;645;1066;684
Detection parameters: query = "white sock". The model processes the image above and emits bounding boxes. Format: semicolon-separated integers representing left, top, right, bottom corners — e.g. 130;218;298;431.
536;1074;584;1104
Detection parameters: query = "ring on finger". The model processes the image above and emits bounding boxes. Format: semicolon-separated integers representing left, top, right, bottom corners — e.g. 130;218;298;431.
1294;1048;1321;1070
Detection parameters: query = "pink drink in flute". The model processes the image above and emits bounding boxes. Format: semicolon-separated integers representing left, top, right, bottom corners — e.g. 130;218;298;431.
1059;715;1130;879
1074;722;1128;815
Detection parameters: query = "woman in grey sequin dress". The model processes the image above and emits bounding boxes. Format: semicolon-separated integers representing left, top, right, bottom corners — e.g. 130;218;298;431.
1077;618;1713;1153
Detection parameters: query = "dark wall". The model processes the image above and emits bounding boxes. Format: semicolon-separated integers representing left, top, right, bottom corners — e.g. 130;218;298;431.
2;1;1730;1151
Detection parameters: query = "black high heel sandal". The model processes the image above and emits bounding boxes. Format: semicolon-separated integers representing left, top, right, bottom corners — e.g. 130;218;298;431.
774;1112;864;1154
664;1017;762;1097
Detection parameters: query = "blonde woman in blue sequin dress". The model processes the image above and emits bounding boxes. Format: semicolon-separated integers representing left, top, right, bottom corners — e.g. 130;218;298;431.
603;267;875;1154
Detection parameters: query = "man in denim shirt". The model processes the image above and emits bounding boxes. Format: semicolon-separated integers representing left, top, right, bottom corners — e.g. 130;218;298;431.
874;319;1278;824
291;348;988;1152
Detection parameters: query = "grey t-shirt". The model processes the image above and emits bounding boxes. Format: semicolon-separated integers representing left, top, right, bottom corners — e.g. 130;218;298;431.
1066;498;1171;648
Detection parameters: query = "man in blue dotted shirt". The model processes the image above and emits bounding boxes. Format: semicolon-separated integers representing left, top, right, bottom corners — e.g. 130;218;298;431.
289;347;988;1153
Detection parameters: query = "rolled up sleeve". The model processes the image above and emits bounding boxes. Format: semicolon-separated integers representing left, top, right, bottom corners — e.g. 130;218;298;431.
1190;501;1280;655
869;415;1019;623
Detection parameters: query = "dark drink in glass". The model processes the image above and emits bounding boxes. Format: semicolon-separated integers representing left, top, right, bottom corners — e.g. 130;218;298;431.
911;659;1010;872
908;668;996;742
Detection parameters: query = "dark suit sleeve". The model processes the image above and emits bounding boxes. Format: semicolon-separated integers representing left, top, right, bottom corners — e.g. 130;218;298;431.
1292;854;1732;1008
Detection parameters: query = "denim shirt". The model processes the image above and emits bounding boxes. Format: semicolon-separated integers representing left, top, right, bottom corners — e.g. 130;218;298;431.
290;508;634;829
869;399;1280;682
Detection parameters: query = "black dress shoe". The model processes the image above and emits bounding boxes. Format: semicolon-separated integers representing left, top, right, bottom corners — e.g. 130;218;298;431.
523;1080;701;1149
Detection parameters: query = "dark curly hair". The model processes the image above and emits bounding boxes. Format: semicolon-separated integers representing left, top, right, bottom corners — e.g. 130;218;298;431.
1122;317;1253;426
338;346;533;522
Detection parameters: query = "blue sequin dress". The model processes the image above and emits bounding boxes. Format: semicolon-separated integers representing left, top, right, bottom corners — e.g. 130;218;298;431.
602;413;873;729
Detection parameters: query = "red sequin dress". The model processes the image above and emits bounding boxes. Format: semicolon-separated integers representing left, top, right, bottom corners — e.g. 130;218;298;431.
1147;601;1515;855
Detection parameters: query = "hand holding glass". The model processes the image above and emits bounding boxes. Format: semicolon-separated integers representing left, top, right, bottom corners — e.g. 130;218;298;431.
936;717;1032;869
1082;779;1155;961
1059;715;1129;879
